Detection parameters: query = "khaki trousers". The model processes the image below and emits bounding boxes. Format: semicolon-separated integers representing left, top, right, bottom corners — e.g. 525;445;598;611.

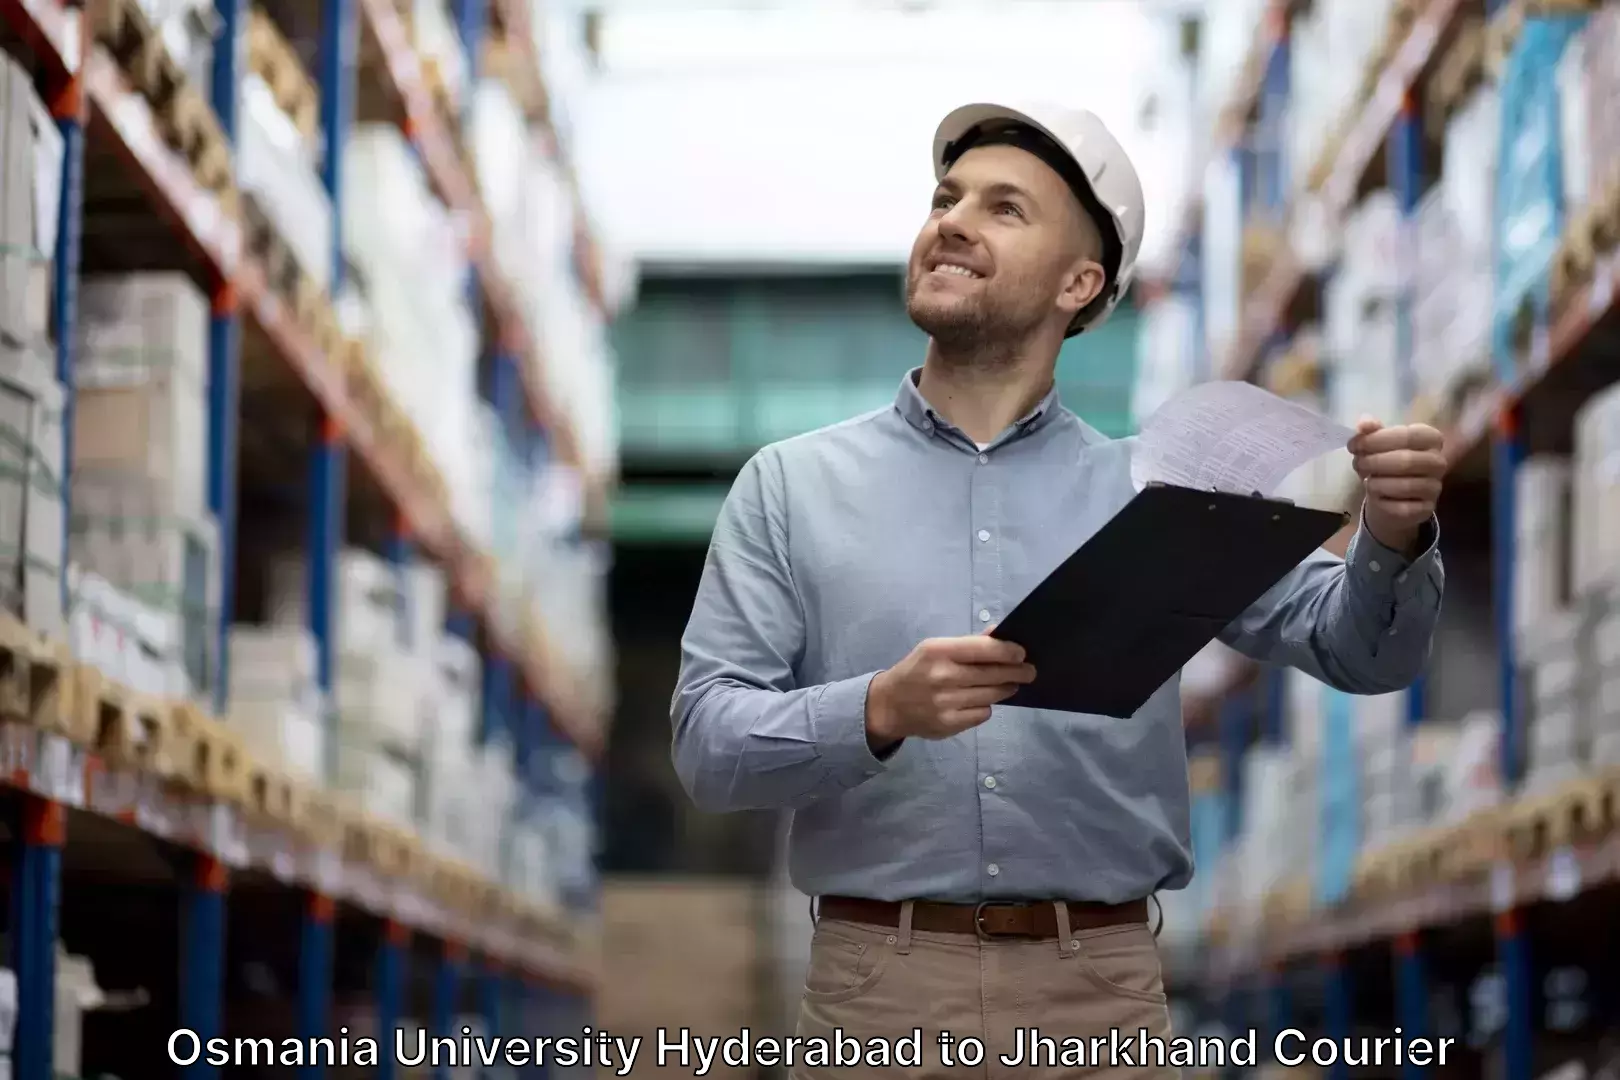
790;902;1179;1080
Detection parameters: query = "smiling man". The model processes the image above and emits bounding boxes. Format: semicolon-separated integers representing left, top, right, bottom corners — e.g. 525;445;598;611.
672;102;1447;1078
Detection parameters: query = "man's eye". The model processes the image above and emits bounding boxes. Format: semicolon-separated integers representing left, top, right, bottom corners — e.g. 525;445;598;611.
997;203;1024;218
932;196;956;211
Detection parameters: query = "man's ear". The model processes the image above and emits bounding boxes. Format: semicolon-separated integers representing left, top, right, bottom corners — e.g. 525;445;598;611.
1056;260;1107;321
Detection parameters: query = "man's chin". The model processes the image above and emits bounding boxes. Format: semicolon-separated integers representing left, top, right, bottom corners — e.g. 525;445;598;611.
906;296;979;337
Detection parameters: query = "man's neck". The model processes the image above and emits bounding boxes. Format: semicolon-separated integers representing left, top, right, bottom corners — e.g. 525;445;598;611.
915;343;1058;446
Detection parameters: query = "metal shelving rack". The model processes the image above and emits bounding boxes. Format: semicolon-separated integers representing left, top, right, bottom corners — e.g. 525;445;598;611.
1158;1;1620;1078
0;0;608;1075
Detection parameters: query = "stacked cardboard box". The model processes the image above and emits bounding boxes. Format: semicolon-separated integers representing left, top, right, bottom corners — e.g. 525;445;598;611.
227;625;327;783
1515;456;1574;642
0;345;66;638
1522;611;1590;792
1323;192;1403;430
0;53;62;353
1571;385;1620;600
1356;691;1412;846
1581;6;1620;200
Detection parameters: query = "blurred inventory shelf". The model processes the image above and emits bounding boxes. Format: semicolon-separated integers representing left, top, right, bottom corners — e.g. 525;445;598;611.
0;0;617;1074
1143;0;1620;1077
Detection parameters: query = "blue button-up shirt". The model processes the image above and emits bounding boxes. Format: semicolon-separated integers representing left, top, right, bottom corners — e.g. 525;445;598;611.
671;369;1444;904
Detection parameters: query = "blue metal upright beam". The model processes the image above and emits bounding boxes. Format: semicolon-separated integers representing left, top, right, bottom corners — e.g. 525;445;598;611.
1394;932;1428;1079
205;285;241;711
180;855;228;1080
319;0;359;291
478;959;503;1061
1267;967;1291;1055
1388;88;1427;730
308;417;346;695
376;921;408;1080
1493;410;1526;786
207;0;245;707
431;944;464;1080
47;59;85;614
298;893;336;1080
482;654;511;744
1323;952;1352;1080
11;798;63;1080
492;350;524;448
1497;912;1533;1080
387;515;413;650
452;0;487;84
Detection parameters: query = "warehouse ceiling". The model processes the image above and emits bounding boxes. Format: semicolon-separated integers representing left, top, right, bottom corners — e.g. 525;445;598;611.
560;0;1200;274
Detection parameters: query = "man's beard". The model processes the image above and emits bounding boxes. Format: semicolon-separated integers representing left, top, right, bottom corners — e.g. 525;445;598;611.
905;273;1041;364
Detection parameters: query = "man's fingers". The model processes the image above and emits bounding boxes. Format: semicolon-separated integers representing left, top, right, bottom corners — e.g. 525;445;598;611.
938;706;994;731
1350;423;1445;456
1366;476;1443;502
933;633;1026;665
940;683;1025;711
1353;448;1449;478
954;663;1036;686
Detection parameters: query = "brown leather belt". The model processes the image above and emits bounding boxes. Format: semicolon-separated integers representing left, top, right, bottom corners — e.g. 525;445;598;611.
817;896;1149;939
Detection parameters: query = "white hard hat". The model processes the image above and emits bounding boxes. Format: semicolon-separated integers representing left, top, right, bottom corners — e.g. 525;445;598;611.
933;102;1146;335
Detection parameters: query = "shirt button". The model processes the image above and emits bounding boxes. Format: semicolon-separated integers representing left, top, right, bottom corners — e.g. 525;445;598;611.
1369;559;1382;573
983;775;997;789
978;453;989;464
923;420;934;433
986;863;1000;877
1396;572;1408;584
978;529;991;543
979;609;991;623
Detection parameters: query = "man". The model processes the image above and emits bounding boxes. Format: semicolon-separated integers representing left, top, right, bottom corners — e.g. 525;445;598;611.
671;101;1446;1078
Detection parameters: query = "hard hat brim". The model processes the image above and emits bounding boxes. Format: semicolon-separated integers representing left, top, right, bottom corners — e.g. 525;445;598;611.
933;102;1128;249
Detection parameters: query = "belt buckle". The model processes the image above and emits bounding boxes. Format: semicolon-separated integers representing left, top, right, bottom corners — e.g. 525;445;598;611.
973;901;1022;940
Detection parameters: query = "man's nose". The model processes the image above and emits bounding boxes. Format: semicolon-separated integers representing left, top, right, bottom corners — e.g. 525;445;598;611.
937;204;978;245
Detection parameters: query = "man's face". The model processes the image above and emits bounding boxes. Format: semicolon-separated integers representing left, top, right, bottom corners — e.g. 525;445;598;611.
905;142;1107;353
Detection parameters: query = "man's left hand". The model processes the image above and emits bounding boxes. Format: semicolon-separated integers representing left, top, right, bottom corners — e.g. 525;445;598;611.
1348;416;1447;556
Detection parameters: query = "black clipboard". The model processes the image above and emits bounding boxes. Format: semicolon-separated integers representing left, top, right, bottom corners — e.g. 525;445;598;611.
988;483;1348;718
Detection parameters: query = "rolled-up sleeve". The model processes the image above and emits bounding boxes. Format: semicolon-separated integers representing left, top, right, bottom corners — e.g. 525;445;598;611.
1217;510;1445;694
671;449;890;813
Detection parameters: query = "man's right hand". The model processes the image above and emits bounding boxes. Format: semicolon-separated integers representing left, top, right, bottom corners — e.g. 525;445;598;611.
865;634;1036;751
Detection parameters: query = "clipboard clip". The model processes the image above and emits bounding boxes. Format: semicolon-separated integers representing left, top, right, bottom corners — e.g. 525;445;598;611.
1143;481;1297;507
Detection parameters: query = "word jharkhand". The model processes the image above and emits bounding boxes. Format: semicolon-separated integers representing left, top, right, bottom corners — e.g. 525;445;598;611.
169;1025;1457;1073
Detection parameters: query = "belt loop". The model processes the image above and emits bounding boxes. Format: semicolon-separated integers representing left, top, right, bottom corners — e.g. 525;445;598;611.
1054;901;1075;958
1150;893;1164;940
809;895;820;928
895;900;915;955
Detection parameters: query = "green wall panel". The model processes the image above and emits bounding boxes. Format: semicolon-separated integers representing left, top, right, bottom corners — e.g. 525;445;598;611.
613;271;1141;464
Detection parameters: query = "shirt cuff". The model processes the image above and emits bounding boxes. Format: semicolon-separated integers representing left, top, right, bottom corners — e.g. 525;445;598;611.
811;672;893;786
1345;508;1442;607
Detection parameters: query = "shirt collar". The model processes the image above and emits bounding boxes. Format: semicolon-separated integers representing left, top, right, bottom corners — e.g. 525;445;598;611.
892;366;1063;446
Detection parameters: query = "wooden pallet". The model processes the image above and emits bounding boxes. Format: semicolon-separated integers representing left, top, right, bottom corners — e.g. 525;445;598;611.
1428;16;1487;135
1503;775;1619;861
300;789;346;851
246;8;319;140
1432;809;1504;880
0;613;72;739
1484;0;1526;78
1552;180;1620;310
88;0;156;72
170;703;248;803
242;196;339;352
246;759;300;826
84;670;174;778
88;0;238;215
